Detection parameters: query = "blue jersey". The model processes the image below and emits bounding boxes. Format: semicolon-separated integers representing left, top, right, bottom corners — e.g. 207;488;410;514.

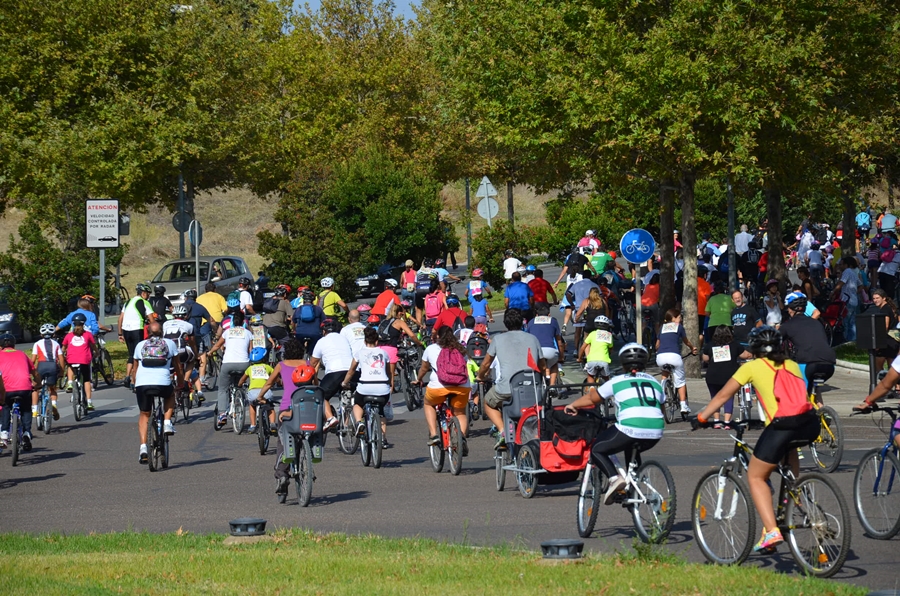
58;309;100;335
470;295;488;318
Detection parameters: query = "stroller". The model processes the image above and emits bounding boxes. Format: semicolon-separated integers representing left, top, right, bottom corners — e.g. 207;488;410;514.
820;300;847;347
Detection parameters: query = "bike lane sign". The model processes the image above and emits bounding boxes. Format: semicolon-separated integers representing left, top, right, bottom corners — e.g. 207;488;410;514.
619;228;656;264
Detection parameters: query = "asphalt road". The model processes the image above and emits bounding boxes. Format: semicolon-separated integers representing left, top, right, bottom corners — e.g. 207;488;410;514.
2;264;897;592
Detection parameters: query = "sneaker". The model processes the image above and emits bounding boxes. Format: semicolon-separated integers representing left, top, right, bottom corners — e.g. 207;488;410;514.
275;477;289;495
680;401;691;414
323;416;339;432
52;403;59;420
87;401;95;411
196;391;205;403
493;435;507;450
0;431;8;442
355;421;366;437
163;420;175;435
713;420;724;429
139;444;148;464
216;413;228;429
382;439;391;449
248;425;257;434
561;323;567;334
23;431;32;452
753;528;784;552
427;435;440;446
65;381;73;393
269;427;278;436
604;475;627;505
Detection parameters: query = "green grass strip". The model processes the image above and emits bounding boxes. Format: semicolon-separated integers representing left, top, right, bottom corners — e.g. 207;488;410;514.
0;530;865;595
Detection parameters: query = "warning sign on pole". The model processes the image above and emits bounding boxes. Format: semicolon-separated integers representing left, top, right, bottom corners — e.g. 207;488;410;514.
86;199;120;249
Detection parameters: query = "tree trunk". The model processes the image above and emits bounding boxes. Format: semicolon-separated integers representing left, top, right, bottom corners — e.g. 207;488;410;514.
506;179;515;226
680;171;700;379
765;187;786;294
841;164;856;256
658;182;676;317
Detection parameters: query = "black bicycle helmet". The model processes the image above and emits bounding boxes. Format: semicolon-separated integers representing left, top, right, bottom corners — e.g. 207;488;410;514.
618;342;649;372
747;325;782;356
423;258;434;268
72;313;88;325
154;285;166;296
0;333;14;348
274;285;288;297
239;276;252;286
136;283;151;294
321;318;341;333
784;291;808;312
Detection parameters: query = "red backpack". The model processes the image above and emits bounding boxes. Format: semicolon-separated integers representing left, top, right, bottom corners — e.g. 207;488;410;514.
436;347;468;386
761;360;813;420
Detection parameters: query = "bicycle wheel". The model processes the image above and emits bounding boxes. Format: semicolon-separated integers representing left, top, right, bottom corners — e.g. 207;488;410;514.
516;440;540;499
337;403;359;455
853;448;900;539
91;361;100;388
477;383;487;421
161;419;170;469
663;380;677;424
403;368;417;412
295;438;314;507
359;419;372;467
447;417;463;476
231;388;246;434
41;392;52;435
180;388;191;424
785;472;851;578
429;434;445;473
371;409;383;469
577;464;603;538
73;383;83;422
257;409;270;455
147;415;159;472
822;322;834;347
495;448;510;491
101;349;114;385
631;460;677;544
10;414;19;466
809;406;843;474
692;468;755;565
205;354;219;391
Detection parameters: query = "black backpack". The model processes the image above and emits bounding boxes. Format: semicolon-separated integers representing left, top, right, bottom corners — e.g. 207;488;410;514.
262;297;280;314
252;283;267;312
746;249;761;264
377;317;395;344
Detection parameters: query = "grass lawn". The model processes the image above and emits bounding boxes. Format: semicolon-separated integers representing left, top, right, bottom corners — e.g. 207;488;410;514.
834;343;872;365
0;530;865;595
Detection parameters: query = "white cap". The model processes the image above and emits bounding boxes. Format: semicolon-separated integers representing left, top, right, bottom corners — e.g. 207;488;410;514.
586;229;595;236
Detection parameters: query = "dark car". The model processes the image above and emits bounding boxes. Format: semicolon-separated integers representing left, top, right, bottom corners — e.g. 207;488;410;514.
97;236;117;242
355;263;405;299
0;285;25;342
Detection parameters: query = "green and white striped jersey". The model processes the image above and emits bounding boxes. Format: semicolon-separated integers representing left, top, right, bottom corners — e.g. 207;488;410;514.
598;372;666;439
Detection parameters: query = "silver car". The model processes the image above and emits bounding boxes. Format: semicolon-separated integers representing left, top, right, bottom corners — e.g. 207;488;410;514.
151;256;251;305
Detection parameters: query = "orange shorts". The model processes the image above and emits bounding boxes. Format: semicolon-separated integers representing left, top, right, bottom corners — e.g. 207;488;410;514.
425;386;469;411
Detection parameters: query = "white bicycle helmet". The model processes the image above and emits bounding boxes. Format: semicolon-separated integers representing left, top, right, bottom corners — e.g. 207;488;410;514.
40;323;55;337
594;315;613;330
321;277;334;288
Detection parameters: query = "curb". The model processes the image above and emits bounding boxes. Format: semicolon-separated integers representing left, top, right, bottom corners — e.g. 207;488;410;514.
835;358;870;372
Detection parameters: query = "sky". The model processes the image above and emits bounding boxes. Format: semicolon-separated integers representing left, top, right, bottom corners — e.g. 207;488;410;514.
297;1;419;20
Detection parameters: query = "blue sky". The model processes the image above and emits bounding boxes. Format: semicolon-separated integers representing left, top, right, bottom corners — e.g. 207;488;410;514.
297;1;419;20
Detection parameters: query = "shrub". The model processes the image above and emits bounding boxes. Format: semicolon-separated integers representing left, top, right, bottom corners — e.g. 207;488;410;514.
470;220;544;288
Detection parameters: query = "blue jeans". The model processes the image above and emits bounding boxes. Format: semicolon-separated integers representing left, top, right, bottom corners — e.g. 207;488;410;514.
843;302;859;342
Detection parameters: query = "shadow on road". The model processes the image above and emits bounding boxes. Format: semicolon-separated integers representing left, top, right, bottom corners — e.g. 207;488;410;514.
381;457;429;468
15;449;84;466
48;421;108;434
0;472;66;490
168;457;231;470
309;490;371;506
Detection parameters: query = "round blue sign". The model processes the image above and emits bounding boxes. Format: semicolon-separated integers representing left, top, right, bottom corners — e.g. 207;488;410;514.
619;229;657;264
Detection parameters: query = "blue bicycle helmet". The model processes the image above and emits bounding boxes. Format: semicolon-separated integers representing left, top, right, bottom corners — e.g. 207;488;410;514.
226;296;240;309
446;294;461;307
250;347;268;363
290;296;302;309
784;291;808;311
526;264;536;272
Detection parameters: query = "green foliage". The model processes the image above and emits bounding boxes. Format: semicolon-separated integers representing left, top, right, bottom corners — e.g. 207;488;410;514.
470;220;544;289
258;151;451;297
0;215;111;332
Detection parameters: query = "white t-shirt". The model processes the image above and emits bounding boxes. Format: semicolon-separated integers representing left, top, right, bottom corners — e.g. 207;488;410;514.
422;343;471;390
239;290;254;312
354;346;391;396
839;267;860;306
32;338;61;362
162;319;194;354
312;332;353;375
340;322;367;360
503;257;522;280
221;327;253;364
734;231;754;254
133;338;179;387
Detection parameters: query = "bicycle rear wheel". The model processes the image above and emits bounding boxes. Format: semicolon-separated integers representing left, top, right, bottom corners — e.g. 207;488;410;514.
100;349;114;386
495;448;510;491
41;392;52;435
447;417;462;476
147;415;159;472
663;380;677;424
337;402;359;455
360;422;372;467
73;383;83;422
853;448;900;540
295;438;314;507
516;441;540;499
429;436;445;473
257;409;270;455
10;414;19;466
809;406;843;473
231;388;246;434
161;419;169;469
370;409;383;469
785;472;850;578
403;369;417;412
692;468;755;565
576;464;603;538
631;460;677;544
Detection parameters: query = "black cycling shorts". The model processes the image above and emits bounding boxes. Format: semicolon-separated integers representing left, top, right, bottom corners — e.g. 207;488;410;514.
69;363;92;385
353;391;389;416
319;371;347;400
37;362;60;386
754;412;820;465
591;425;659;479
135;384;174;413
123;329;144;364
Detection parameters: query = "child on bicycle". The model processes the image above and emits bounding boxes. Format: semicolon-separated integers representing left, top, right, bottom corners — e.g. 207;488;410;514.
565;343;665;505
31;323;65;420
695;325;819;552
578;315;613;383
61;313;96;411
240;346;275;434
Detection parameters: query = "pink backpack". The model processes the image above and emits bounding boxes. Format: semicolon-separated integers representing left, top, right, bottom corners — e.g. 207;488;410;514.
436;347;468;386
425;292;443;319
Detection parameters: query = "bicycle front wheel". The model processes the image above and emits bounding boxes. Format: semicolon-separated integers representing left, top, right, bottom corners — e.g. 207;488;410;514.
809;406;843;473
447;417;463;476
73;383;83;422
853;448;900;540
631;460;677;544
495;448;510;491
692;468;755;565
577;464;603;538
10;414;20;466
180;389;191;424
785;472;851;578
370;410;384;469
337;403;359;455
429;436;445;473
359;422;372;468
147;415;159;472
295;438;314;507
161;421;170;469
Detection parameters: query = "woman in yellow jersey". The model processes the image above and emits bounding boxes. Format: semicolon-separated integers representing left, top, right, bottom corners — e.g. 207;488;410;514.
696;326;819;552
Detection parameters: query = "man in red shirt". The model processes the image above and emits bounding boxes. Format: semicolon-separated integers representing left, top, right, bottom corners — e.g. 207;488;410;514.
371;279;399;317
431;294;468;340
0;333;38;450
528;269;557;304
62;314;97;411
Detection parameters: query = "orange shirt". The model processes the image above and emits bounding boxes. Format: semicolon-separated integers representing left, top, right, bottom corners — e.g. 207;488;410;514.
371;290;398;316
641;283;660;307
697;277;712;315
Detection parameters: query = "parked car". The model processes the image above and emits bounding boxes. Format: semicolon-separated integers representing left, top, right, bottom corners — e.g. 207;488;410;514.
355;263;405;299
0;284;25;342
151;256;251;305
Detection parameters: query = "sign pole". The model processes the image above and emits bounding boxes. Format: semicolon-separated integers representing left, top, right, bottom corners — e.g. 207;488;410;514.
189;220;200;297
178;167;186;259
619;228;657;350
465;178;473;269
99;249;105;325
635;273;642;346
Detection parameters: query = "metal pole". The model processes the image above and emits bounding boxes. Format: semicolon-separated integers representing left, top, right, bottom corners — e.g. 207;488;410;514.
635;272;643;346
507;180;514;226
115;263;122;313
727;178;737;291
178;167;185;259
465;178;473;270
189;221;200;296
99;249;105;326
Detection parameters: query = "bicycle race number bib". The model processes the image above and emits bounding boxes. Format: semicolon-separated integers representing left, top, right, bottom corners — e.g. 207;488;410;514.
597;330;613;344
661;323;679;334
533;316;552;325
712;346;731;363
250;365;269;380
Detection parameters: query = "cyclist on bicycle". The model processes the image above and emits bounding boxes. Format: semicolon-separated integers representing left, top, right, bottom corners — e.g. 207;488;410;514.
0;333;38;450
422;278;447;330
150;285;173;321
270;353;316;496
210;310;253;430
579;315;614;383
433;258;462;292
697;325;820;552
342;327;393;448
261;284;293;341
183;288;216;399
31;323;65;421
318;277;348;322
526;302;565;386
465;268;494;302
62;313;97;410
779;291;835;396
432;294;467;339
309;318;351;432
292;288;324;359
133;322;183;463
162;304;198;393
565;343;664;505
237;277;257;315
118;283;154;389
656;307;698;414
416;325;470;450
240;346;275;434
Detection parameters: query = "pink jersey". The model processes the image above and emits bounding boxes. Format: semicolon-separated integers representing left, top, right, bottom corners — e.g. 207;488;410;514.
63;331;95;365
0;349;35;392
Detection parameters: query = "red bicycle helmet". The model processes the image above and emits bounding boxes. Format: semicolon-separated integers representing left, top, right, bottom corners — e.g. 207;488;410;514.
291;364;316;386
